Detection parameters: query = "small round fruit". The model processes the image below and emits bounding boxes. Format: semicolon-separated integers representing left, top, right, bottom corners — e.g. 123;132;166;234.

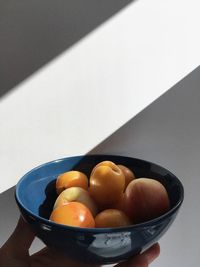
124;178;170;223
95;209;131;228
90;161;119;176
117;165;136;190
50;202;95;228
53;187;98;216
56;171;88;194
89;162;125;205
111;193;126;211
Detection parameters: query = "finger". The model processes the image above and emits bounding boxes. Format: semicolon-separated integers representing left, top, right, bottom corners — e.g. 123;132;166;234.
142;243;160;264
115;243;160;267
1;216;35;257
31;247;101;267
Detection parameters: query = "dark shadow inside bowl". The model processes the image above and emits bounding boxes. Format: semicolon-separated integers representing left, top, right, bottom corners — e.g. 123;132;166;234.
39;180;57;219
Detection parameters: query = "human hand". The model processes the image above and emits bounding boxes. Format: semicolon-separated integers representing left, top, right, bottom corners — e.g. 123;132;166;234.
0;217;160;267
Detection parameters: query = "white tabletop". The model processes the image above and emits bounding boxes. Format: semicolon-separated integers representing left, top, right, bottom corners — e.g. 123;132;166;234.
1;0;200;193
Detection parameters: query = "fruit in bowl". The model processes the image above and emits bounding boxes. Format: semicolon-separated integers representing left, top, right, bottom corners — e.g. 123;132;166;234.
50;202;95;228
124;178;170;223
95;209;131;228
117;164;136;190
53;187;98;217
15;155;184;264
50;160;170;228
89;161;125;206
56;170;88;194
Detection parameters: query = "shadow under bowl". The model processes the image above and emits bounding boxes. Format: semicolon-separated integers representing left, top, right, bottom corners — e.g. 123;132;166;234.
15;155;184;265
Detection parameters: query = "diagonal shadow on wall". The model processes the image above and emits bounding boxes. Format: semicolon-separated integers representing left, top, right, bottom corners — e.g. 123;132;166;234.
0;0;136;98
89;66;200;167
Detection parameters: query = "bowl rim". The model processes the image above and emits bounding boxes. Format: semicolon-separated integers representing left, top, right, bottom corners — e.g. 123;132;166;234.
15;154;184;233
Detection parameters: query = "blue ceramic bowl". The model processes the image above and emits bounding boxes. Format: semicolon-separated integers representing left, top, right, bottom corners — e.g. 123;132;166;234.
15;155;184;265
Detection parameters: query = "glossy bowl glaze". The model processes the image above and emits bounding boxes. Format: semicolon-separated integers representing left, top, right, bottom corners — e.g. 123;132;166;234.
15;155;184;264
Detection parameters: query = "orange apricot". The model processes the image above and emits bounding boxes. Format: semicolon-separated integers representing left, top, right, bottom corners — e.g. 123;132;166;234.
95;209;131;228
50;202;95;228
117;165;136;190
90;161;119;176
53;187;98;216
89;161;125;205
56;171;88;195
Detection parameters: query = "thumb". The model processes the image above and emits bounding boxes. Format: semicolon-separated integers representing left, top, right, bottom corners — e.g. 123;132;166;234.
115;243;160;267
1;216;35;257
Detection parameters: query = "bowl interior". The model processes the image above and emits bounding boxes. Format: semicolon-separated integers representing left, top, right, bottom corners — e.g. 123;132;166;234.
16;155;183;223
